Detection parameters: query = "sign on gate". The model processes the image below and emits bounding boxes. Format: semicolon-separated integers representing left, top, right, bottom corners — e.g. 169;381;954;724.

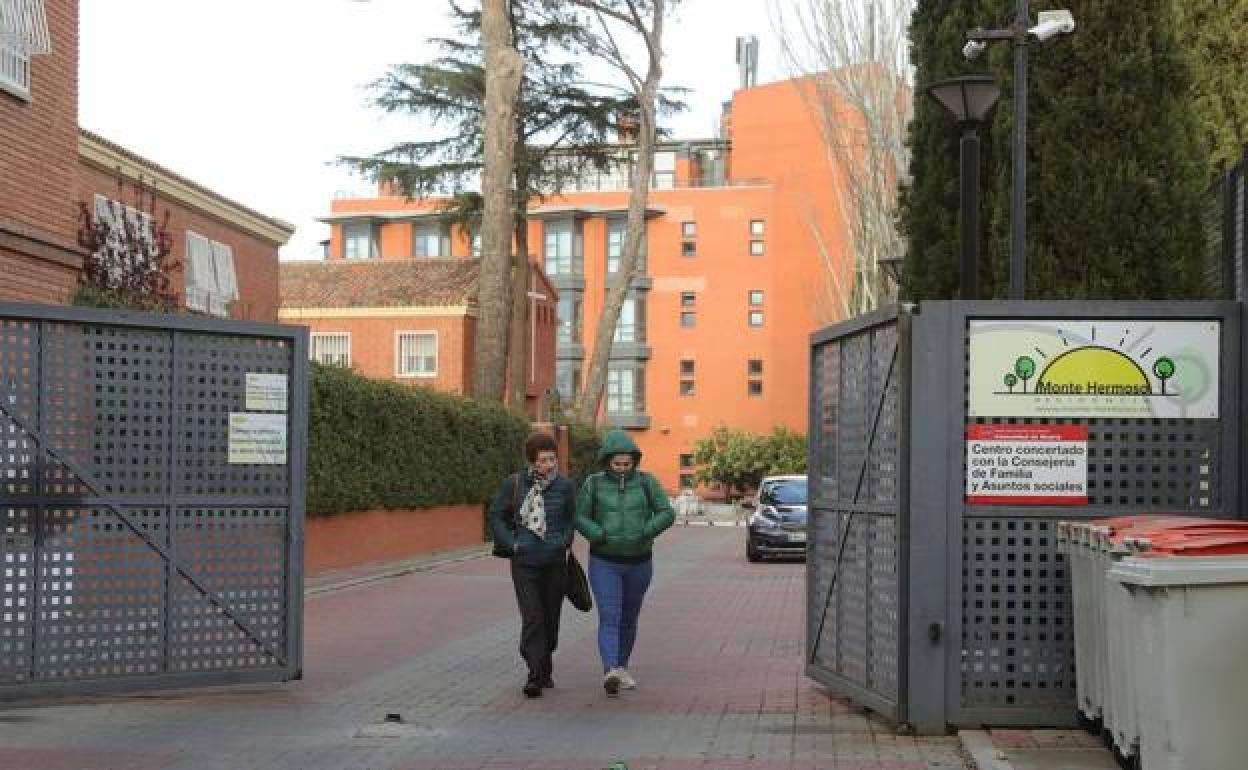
967;320;1220;418
966;424;1088;505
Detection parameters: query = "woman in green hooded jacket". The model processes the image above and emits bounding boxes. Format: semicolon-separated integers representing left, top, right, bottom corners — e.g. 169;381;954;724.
574;429;674;696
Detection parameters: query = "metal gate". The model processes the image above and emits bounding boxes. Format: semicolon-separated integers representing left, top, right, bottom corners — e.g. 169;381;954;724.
0;302;307;699
806;307;907;722
808;301;1242;733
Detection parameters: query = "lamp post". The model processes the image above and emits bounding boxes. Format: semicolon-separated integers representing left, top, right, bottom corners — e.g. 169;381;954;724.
926;75;1000;301
963;5;1075;299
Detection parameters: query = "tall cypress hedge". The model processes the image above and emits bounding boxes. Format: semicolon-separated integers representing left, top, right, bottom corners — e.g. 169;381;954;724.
307;364;530;516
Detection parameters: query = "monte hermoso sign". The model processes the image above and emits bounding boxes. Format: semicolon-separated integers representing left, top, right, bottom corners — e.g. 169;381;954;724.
968;320;1220;419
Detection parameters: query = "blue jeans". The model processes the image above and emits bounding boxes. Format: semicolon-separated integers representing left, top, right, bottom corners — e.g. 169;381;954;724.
588;555;653;672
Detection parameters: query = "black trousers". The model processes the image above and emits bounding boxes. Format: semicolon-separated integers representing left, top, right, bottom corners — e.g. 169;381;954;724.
510;558;566;681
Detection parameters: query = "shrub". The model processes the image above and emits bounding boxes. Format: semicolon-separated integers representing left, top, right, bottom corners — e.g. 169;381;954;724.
307;364;529;516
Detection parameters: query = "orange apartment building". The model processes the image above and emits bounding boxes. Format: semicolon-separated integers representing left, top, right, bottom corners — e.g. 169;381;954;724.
310;75;850;492
2;0;293;317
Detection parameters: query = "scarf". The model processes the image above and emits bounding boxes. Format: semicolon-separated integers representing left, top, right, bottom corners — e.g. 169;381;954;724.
518;468;552;540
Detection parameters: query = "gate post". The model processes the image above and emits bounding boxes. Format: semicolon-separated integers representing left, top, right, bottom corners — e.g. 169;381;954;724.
905;302;953;734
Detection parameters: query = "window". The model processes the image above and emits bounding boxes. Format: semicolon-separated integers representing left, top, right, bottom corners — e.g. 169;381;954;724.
0;41;30;100
607;366;645;415
680;473;695;490
556;360;582;402
556;294;583;345
749;290;764;306
748;358;764;396
680;453;695;469
396;332;437;377
413;223;450;257
749;239;765;256
614;294;646;343
680;291;696;307
606;220;646;274
311;333;351;367
343;222;377;259
680;311;696;328
679;359;695;397
544;219;583;276
749;310;764;327
680;221;697;257
750;219;766;237
185;230;239;317
652;151;676;189
680;291;696;328
471;231;482;257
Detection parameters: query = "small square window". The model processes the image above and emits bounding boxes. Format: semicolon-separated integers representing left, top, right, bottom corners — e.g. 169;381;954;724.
748;290;764;306
680;359;695;376
680;380;695;396
680;473;695;490
681;311;697;328
748;359;763;376
750;219;765;237
681;241;696;257
680;291;696;307
749;310;764;327
748;380;763;396
682;222;696;238
679;453;695;469
749;240;765;256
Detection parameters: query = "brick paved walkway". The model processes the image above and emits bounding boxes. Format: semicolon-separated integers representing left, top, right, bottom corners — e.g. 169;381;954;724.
0;528;967;770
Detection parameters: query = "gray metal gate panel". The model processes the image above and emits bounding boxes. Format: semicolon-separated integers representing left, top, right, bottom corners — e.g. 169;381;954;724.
806;307;907;723
0;302;307;699
939;301;1241;728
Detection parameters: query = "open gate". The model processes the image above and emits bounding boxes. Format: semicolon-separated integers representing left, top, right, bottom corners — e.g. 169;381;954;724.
0;303;307;699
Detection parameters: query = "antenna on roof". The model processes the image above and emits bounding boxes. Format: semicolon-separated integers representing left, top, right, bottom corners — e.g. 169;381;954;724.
735;35;758;90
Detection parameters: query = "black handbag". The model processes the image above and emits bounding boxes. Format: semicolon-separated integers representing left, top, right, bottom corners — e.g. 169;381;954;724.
491;473;522;558
565;551;592;612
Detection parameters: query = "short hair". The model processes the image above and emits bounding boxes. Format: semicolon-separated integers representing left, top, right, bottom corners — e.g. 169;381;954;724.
523;432;559;463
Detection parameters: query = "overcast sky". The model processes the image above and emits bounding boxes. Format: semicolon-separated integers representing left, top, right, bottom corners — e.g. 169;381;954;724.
79;1;786;261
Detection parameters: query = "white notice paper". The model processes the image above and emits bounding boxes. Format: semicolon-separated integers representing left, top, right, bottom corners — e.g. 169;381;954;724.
228;412;287;465
245;373;288;412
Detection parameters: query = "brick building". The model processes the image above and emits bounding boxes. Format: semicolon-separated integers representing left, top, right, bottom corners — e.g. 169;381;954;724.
280;256;558;416
317;75;853;492
2;1;292;317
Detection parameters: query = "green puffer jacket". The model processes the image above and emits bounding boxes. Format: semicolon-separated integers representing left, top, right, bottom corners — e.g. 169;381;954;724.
575;429;674;562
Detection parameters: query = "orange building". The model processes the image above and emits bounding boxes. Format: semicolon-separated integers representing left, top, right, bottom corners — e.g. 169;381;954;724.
312;76;850;491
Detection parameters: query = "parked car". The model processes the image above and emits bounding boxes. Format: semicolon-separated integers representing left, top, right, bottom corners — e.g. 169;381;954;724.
745;474;808;562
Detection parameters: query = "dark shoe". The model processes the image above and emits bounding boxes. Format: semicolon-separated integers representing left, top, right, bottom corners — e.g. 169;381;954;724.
539;674;554;689
523;679;542;698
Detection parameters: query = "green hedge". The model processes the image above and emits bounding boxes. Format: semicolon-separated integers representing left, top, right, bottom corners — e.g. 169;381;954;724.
564;419;603;487
307;364;530;516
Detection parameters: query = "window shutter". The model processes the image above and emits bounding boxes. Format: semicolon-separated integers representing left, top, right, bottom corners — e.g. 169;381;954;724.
184;232;216;313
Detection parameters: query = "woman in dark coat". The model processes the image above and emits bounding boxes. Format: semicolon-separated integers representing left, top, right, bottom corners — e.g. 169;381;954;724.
488;432;578;698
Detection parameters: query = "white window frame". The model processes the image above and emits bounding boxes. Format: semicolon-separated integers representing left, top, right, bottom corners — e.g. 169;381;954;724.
749;290;764;306
749;239;765;256
544;219;582;276
395;331;438;378
311;332;351;367
0;41;31;100
750;219;766;237
343;222;377;260
413;222;450;257
749;310;764;327
607;366;643;415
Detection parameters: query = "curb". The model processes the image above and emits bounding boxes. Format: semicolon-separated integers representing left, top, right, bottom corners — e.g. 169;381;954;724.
305;546;491;596
960;730;1013;770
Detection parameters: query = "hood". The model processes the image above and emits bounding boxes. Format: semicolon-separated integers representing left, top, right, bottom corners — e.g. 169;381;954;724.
597;428;642;466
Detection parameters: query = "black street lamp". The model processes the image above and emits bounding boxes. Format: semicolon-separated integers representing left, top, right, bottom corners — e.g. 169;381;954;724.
927;75;1000;301
964;5;1075;299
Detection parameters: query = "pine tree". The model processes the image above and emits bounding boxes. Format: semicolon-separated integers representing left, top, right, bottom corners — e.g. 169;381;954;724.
902;0;1218;300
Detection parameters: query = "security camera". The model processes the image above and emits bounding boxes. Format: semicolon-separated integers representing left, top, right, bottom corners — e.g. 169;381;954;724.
963;40;988;60
1029;10;1075;42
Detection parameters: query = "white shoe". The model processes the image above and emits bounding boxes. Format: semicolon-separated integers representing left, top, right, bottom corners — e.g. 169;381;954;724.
617;668;637;689
603;667;622;696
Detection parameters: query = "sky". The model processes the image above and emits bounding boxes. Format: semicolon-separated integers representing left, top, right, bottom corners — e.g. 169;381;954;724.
79;0;787;261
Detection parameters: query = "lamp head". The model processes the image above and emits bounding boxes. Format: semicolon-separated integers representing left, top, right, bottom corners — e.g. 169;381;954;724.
1029;10;1075;42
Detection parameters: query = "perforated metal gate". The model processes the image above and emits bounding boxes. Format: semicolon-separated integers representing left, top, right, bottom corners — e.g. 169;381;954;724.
806;307;907;721
0;303;307;699
808;301;1242;734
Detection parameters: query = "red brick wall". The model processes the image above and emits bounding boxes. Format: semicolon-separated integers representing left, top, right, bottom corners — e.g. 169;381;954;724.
0;0;84;304
78;164;282;322
304;504;485;575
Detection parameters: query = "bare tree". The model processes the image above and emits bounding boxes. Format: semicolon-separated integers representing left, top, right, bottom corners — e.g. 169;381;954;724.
476;0;525;401
571;0;673;424
772;0;914;316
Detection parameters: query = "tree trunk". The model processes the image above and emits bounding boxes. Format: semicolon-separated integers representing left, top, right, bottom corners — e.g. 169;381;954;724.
508;214;531;412
578;0;666;424
474;0;524;402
